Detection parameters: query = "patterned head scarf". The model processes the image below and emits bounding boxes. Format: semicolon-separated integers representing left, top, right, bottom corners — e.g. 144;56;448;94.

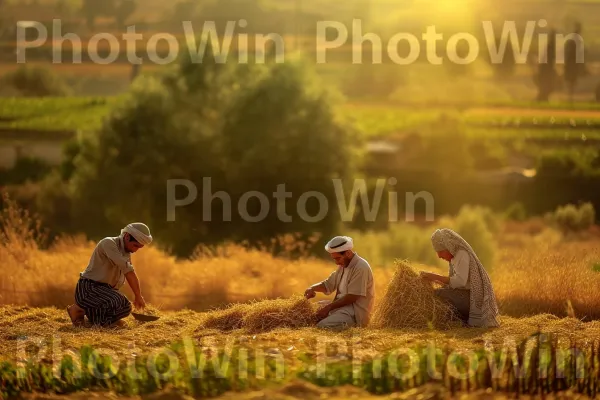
431;228;500;328
121;223;153;246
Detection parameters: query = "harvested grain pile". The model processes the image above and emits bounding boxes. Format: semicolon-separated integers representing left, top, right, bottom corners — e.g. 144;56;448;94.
198;296;317;333
141;304;161;316
371;260;461;330
201;303;251;331
243;296;317;333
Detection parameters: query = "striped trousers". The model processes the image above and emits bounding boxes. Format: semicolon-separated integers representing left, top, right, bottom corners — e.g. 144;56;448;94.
75;277;132;326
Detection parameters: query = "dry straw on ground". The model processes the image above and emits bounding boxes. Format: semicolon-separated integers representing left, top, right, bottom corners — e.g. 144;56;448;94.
199;296;317;333
200;303;251;331
243;296;318;333
370;260;460;330
140;304;161;316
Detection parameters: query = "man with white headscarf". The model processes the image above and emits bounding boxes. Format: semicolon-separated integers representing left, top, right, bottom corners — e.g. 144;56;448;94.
304;236;375;331
66;223;153;327
420;228;500;328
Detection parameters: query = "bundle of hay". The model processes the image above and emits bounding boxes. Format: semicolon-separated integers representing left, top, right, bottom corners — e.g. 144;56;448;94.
371;260;460;330
198;296;317;333
201;304;250;331
243;296;317;333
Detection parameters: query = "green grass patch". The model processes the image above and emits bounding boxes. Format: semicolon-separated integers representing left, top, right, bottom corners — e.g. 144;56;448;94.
340;104;455;138
0;105;111;133
0;97;115;121
464;114;600;129
0;96;117;137
1;96;599;140
490;101;600;111
465;127;600;141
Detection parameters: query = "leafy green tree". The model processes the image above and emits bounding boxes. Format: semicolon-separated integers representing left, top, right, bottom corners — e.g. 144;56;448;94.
68;61;231;252
2;65;70;97
220;60;358;240
64;46;357;255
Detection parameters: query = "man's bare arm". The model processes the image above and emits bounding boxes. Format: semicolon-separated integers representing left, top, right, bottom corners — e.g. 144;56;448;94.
310;282;328;293
125;271;146;309
304;282;327;298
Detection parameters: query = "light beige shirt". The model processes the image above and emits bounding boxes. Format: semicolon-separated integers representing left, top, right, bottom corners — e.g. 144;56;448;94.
449;249;470;290
80;236;134;289
321;253;375;327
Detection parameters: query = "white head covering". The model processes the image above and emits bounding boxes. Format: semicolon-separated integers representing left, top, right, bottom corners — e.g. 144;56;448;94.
431;228;461;254
325;236;354;253
121;223;153;246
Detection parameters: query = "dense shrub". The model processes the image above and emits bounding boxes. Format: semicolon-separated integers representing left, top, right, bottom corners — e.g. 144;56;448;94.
546;202;596;233
580;202;596;228
453;207;497;269
0;157;51;185
504;202;528;221
2;66;70;97
442;205;500;233
351;223;439;267
351;205;498;269
61;47;357;256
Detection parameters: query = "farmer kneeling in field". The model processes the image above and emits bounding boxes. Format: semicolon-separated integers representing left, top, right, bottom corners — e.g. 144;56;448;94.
420;228;500;328
304;236;375;331
66;223;152;327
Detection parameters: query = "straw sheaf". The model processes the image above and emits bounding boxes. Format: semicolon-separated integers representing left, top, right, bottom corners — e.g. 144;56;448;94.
199;296;317;333
200;303;252;331
370;260;461;330
243;296;318;333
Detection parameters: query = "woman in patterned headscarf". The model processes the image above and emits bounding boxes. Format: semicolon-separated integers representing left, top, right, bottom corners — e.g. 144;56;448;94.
420;228;500;328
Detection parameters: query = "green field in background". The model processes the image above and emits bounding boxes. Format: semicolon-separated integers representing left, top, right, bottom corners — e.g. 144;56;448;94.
0;97;599;142
0;97;117;136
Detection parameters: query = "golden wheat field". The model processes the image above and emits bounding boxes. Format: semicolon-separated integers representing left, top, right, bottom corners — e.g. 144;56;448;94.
4;201;600;398
3;218;600;359
3;216;600;320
